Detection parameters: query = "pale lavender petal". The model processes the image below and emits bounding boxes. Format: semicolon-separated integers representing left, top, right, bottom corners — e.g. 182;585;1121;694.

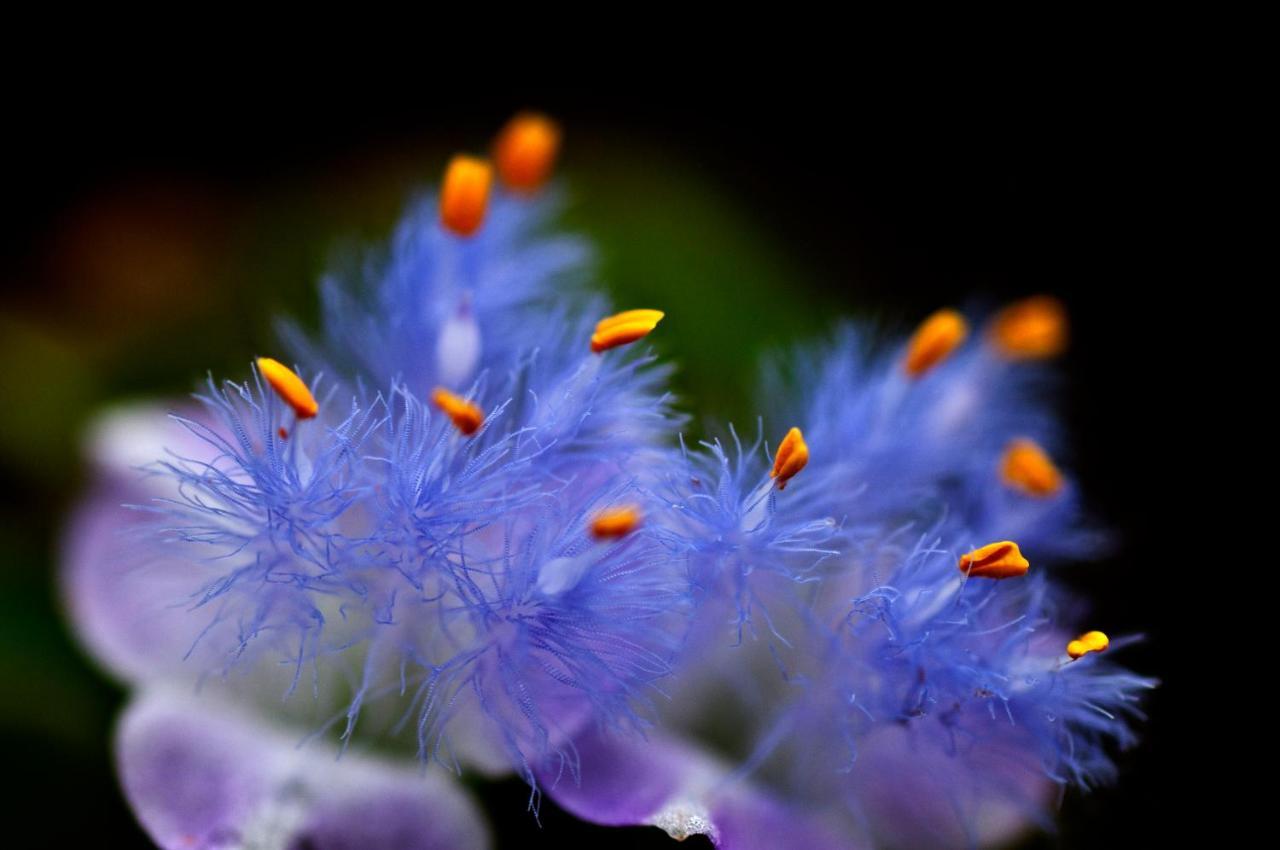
61;482;210;682
541;728;852;849
845;724;1052;848
711;791;851;850
66;404;523;781
84;403;212;480
61;404;232;682
118;689;490;850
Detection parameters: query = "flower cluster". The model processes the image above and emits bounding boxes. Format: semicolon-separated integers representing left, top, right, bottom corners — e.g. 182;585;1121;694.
63;114;1153;850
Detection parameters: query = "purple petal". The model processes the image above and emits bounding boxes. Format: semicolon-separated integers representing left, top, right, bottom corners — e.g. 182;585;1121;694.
541;728;853;849
83;403;212;480
63;405;520;780
61;405;229;682
62;482;191;681
844;723;1052;848
711;791;851;850
61;479;226;683
118;689;490;850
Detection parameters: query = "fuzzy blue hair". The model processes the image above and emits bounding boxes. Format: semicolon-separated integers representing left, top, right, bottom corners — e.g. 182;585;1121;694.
655;318;1156;845
138;185;691;801
97;157;1152;848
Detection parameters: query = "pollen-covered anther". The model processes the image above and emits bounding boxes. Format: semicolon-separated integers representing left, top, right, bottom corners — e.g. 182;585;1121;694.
431;387;484;435
494;112;561;192
1067;630;1110;660
1001;438;1063;497
958;540;1029;579
590;309;664;353
770;427;809;490
590;506;642;539
988;295;1068;359
439;154;493;237
256;357;318;419
903;308;968;376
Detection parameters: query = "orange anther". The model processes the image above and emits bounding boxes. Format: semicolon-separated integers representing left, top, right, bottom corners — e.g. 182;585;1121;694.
440;155;493;237
1066;630;1109;660
591;506;641;539
1000;438;1063;497
770;427;809;490
958;540;1029;580
988;296;1068;359
256;358;318;419
431;387;484;436
495;112;561;192
904;309;968;376
590;309;664;353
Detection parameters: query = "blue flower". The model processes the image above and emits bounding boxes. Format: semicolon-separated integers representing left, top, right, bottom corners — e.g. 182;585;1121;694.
61;116;1151;850
64;123;694;849
650;426;839;644
151;211;686;774
540;307;1153;849
802;529;1155;845
282;187;591;390
770;317;1105;564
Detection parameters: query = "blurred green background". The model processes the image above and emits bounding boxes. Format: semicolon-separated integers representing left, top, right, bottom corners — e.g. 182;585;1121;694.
2;88;1185;847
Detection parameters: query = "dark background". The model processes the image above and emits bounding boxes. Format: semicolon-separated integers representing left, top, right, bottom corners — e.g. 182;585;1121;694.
2;71;1201;847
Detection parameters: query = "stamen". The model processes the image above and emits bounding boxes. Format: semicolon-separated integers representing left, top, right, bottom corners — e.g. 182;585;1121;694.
590;309;664;353
431;387;484;435
770;427;809;490
903;308;968;376
256;357;318;419
591;506;641;539
494;112;561;193
988;295;1068;359
536;555;590;596
957;540;1029;579
439;155;493;237
1000;438;1063;497
1066;630;1109;660
436;299;481;388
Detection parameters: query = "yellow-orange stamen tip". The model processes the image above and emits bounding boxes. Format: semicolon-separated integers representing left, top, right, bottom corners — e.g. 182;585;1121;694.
904;308;969;377
495;112;561;193
1066;630;1110;660
439;155;493;237
958;540;1029;580
256;357;318;420
1000;438;1063;497
770;427;809;490
988;295;1068;359
590;506;642;539
590;309;664;353
431;387;484;436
